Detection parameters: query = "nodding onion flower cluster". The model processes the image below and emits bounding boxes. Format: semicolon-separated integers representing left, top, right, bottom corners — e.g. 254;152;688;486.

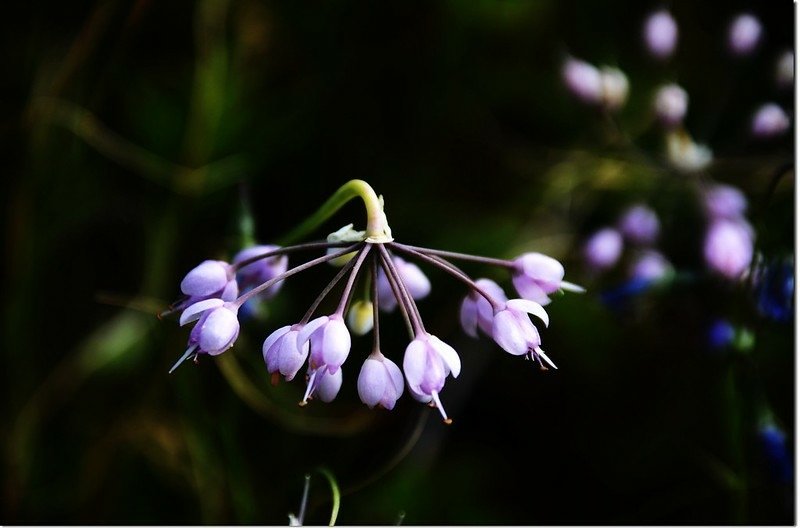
163;181;582;423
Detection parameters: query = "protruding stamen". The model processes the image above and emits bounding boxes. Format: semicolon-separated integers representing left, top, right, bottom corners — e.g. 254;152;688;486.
300;369;319;406
169;344;198;374
430;391;452;424
535;346;558;370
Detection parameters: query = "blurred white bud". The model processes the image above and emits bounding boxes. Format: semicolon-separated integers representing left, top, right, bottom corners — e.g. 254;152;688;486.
751;103;790;139
666;130;712;173
599;66;629;111
562;57;603;104
643;10;678;59
653;83;688;127
776;51;794;88
728;13;762;56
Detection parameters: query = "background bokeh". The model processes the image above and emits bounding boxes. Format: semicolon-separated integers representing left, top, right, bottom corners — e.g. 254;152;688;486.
3;0;794;524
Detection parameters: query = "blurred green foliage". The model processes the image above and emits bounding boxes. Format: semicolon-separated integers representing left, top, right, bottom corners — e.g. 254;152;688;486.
3;0;793;524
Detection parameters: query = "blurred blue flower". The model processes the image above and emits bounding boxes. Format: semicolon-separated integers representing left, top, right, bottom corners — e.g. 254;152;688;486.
759;424;793;485
707;319;736;351
755;259;794;322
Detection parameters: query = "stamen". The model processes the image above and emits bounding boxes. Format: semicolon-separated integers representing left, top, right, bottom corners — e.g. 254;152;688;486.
300;369;319;406
168;344;198;374
430;391;453;424
535;346;558;370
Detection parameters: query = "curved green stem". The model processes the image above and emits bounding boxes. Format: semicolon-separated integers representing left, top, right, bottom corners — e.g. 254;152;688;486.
316;467;341;526
279;180;391;245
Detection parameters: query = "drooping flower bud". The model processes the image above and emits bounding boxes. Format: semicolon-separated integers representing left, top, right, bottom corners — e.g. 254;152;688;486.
653;84;688;127
491;299;555;369
702;183;748;220
262;324;309;381
728;13;762;56
312;368;343;403
299;314;352;374
562;57;603;105
751;103;790;139
180;298;240;356
376;256;431;312
628;250;673;282
181;260;234;298
233;245;288;299
643;10;678;59
583;228;623;270
704;219;754;280
460;278;507;338
618;204;660;245
347;300;374;336
599;66;629;111
403;333;461;422
357;351;404;410
512;253;582;305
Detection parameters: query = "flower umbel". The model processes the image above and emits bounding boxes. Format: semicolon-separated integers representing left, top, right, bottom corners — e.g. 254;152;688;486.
164;180;582;423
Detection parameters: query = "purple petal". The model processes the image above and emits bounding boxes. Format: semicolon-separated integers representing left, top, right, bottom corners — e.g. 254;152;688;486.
321;317;351;371
181;260;229;297
180;298;224;326
297;316;329;348
357;357;386;408
459;296;479;338
492;310;529;355
199;307;239;354
507;299;549;327
315;369;343;403
428;335;461;378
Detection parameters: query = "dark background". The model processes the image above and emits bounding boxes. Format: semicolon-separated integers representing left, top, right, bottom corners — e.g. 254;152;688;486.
2;0;794;524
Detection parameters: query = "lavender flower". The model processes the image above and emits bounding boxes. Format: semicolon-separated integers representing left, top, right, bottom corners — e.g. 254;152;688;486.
357;351;404;410
618;204;660;245
262;324;308;382
491;299;555;369
512;253;583;305
702;183;748;220
562;57;603;104
653;84;688;127
180;259;238;302
643;10;678;59
704;219;754;280
233;245;288;299
751;103;790;139
169;298;241;373
584;227;623;270
376;256;431;312
629;250;673;282
299;314;351;375
306;368;343;403
460;278;507;338
403;333;461;423
728;13;762;56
